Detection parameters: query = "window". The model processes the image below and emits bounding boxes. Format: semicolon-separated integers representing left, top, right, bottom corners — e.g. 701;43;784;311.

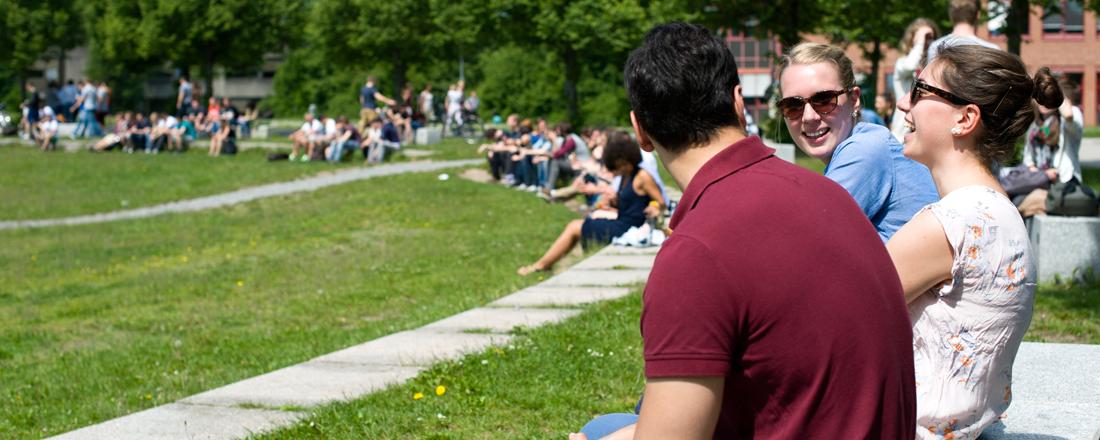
1043;0;1084;34
727;34;774;70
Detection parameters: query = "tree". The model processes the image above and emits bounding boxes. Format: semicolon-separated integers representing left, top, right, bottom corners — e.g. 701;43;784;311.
498;0;693;124
0;0;85;107
819;0;947;104
307;0;439;98
87;0;304;100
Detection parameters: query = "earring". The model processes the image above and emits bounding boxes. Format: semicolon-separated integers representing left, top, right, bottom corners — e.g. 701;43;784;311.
950;127;962;135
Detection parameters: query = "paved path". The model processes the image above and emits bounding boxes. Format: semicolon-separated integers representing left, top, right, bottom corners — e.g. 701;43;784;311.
48;245;660;440
0;159;479;230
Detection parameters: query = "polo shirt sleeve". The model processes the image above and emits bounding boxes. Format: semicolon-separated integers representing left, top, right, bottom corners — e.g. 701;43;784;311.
825;135;892;222
641;234;741;378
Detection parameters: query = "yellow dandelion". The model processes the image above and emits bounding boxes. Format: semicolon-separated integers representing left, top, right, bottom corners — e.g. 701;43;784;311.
236;280;244;287
435;385;446;396
413;392;424;400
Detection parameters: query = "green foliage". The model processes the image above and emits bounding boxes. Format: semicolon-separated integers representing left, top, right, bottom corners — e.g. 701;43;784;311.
476;46;567;122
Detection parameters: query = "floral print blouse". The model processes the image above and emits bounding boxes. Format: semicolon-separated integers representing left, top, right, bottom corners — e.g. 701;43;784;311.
910;186;1036;439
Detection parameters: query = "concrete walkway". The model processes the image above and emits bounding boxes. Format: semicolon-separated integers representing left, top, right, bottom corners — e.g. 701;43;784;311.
1080;137;1100;168
0;159;479;230
49;245;658;440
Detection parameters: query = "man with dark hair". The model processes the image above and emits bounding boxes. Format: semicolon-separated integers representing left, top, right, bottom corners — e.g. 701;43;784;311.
571;22;915;439
927;0;999;61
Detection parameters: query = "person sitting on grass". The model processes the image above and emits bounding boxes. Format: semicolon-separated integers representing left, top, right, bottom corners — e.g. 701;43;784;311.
127;113;151;154
364;116;402;165
289;113;322;162
34;107;59;151
325;116;361;163
92;111;131;152
517;131;664;276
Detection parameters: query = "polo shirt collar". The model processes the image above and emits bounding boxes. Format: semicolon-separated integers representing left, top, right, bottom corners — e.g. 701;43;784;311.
668;136;775;230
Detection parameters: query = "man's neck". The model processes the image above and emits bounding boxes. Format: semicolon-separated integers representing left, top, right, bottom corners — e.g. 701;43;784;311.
952;23;978;38
658;128;747;190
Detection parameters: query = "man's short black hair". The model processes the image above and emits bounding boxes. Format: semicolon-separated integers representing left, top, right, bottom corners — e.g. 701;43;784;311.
624;22;742;152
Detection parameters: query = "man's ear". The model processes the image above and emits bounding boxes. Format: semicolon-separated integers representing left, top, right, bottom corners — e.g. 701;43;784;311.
850;86;862;110
733;85;746;131
631;111;655;153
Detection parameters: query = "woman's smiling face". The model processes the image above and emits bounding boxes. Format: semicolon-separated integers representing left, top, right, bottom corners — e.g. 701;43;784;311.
779;62;860;163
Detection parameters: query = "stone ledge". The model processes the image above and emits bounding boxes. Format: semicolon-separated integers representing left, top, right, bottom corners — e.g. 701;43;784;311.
312;329;512;366
490;286;633;307
1028;215;1100;282
181;363;422;408
421;307;581;332
47;403;302;440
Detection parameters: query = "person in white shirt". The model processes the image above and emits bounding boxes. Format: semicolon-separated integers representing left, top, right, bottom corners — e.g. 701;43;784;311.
419;84;435;122
35;107;59;151
290;113;322;162
891;18;940;141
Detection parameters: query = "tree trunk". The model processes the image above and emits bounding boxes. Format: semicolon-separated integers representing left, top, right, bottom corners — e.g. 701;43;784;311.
868;38;882;106
203;52;216;102
562;46;581;125
1005;0;1030;55
781;0;801;49
391;50;407;99
58;50;66;84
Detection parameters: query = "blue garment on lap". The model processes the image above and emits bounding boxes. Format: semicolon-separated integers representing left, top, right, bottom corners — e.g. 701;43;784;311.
824;122;939;242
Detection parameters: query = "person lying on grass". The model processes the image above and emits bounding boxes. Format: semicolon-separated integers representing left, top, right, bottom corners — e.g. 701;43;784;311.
517;131;664;276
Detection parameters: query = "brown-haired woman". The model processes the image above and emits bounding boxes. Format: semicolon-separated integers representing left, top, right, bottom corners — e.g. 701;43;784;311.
889;45;1064;438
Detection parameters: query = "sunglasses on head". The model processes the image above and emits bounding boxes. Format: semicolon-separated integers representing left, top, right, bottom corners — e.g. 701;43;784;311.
777;89;850;120
910;80;971;107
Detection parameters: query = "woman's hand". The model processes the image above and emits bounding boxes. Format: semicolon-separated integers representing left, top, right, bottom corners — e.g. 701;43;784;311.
1045;168;1059;182
644;201;661;219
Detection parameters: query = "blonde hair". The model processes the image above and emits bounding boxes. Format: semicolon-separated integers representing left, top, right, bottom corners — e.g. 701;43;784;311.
777;43;856;96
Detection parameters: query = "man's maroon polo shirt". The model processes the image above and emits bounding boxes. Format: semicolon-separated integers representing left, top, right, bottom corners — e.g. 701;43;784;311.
641;136;916;439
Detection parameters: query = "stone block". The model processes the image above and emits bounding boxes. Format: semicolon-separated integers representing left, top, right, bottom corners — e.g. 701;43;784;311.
570;254;656;270
1028;215;1100;282
181;363;422;408
422;307;580;332
414;126;442;145
597;245;661;256
979;342;1100;439
490;286;633;307
47;403;302;440
539;269;650;287
312;329;512;366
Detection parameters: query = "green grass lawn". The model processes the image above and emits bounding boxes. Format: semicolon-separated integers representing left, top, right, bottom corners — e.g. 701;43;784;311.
1084;126;1100;138
0;169;576;439
0;138;480;221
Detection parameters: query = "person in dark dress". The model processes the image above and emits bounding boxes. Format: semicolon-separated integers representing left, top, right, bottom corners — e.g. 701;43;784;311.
518;131;665;276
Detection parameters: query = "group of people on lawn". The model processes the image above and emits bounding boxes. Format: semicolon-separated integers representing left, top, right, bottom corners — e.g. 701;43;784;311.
558;10;1069;439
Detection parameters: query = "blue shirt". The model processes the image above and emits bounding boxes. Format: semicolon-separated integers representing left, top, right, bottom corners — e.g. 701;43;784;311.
861;108;885;127
825;122;939;242
361;85;377;109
